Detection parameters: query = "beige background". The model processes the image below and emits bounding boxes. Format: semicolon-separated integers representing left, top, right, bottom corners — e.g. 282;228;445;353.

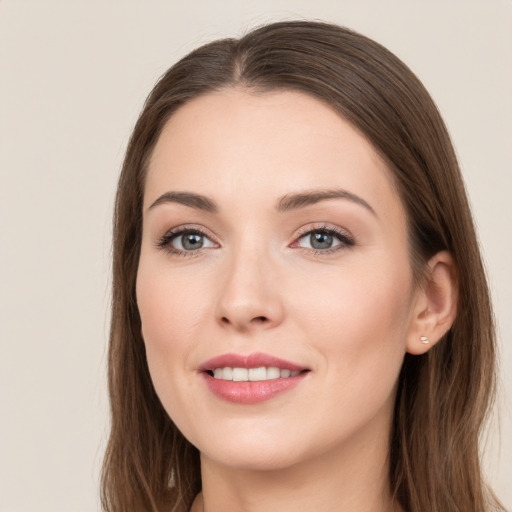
0;1;510;511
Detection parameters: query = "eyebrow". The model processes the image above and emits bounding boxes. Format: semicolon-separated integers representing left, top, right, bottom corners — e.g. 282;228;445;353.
276;188;376;215
147;188;376;216
148;191;218;213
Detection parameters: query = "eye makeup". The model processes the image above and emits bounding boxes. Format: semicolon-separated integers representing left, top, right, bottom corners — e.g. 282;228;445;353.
154;222;355;258
155;225;218;257
292;224;355;255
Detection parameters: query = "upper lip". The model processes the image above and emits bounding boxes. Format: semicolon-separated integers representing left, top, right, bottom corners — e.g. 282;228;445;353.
198;352;308;372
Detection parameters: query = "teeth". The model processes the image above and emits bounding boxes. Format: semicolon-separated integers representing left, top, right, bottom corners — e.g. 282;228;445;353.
212;367;302;381
248;367;266;381
232;368;248;381
267;367;280;379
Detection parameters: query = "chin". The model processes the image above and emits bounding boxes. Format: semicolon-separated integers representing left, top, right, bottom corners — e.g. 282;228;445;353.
201;442;306;472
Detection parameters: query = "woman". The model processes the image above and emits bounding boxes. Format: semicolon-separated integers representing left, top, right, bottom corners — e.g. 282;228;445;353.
101;21;504;512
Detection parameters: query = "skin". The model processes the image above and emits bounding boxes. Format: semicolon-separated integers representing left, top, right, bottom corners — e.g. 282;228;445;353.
136;88;457;512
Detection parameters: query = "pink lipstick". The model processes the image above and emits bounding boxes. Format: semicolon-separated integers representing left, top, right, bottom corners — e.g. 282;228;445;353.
199;352;309;404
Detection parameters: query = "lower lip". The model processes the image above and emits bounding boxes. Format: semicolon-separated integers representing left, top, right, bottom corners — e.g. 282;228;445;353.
201;372;308;404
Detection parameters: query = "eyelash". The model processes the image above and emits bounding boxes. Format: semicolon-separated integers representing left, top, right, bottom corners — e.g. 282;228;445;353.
155;224;355;257
155;226;214;257
293;224;355;255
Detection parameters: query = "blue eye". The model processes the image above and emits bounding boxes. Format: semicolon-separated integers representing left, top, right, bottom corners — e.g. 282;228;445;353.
303;231;338;250
172;232;214;251
295;227;354;252
157;228;216;254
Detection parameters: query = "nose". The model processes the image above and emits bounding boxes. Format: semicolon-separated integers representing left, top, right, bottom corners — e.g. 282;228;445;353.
215;247;285;333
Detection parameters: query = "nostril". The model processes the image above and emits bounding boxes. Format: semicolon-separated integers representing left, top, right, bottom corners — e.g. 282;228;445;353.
219;314;271;328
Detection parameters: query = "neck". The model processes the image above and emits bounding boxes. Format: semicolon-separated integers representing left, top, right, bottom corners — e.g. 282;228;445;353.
194;413;399;512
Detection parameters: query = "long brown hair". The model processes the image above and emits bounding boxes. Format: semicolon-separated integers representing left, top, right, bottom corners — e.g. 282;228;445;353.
101;21;503;512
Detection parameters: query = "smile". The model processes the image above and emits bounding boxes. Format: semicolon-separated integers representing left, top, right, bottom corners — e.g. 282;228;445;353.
199;352;310;404
211;367;302;381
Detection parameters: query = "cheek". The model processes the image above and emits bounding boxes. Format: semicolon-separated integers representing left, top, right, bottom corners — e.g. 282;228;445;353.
137;254;210;339
136;261;209;397
285;263;412;451
291;256;413;386
136;262;218;446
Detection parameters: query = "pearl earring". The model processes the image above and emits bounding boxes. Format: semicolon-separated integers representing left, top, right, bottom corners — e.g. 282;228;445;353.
420;336;429;344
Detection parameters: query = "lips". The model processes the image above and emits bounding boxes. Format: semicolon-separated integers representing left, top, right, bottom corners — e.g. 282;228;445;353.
199;352;306;372
198;352;310;404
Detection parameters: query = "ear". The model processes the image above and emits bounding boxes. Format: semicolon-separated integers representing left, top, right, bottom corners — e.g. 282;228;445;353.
406;251;458;355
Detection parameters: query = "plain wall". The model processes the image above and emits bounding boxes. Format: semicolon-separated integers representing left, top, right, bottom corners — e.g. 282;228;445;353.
0;1;510;510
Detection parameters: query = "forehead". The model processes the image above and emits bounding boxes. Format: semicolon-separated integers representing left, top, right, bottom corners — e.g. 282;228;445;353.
145;88;402;221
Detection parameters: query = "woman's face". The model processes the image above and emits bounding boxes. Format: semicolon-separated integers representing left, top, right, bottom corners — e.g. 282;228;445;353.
137;89;421;470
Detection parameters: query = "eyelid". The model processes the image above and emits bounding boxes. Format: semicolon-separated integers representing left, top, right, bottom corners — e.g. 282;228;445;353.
155;224;220;256
154;222;354;257
291;223;355;252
